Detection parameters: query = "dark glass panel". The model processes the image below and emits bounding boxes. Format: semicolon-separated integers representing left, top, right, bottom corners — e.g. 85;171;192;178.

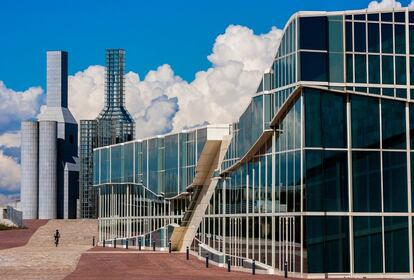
396;88;407;99
346;54;353;83
306;216;350;273
394;12;405;22
381;13;393;22
381;24;393;53
351;95;380;148
345;15;352;20
382;88;394;97
305;150;348;212
369;87;380;94
368;13;379;21
382;99;406;149
410;26;414;54
410;105;414;148
395;56;406;85
382;55;394;84
354;14;366;21
383;152;407;212
353;216;383;273
368;23;380;53
384;216;409;272
354;22;366;52
300;16;327;50
305;89;346;148
323;151;348;212
395;25;406;54
355;54;367;83
411;58;414;85
300;52;328;82
368;55;380;84
346;21;352;52
410;11;414;23
352;152;381;212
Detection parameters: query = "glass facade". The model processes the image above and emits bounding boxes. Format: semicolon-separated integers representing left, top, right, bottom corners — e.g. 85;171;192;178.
95;9;414;277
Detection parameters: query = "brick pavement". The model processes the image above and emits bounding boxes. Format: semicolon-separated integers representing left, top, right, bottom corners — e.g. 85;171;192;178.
0;219;48;250
0;219;97;280
65;248;298;280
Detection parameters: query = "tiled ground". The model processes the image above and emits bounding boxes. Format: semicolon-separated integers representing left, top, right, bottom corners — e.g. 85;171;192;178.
0;219;48;250
65;248;299;280
0;219;97;280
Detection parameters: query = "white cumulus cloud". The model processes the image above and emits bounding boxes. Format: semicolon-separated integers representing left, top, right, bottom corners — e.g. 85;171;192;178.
368;0;402;10
0;150;20;193
0;81;43;133
0;131;21;148
67;25;282;138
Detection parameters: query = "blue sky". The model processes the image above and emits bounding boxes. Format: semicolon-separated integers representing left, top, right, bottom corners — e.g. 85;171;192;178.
0;0;406;91
0;0;412;201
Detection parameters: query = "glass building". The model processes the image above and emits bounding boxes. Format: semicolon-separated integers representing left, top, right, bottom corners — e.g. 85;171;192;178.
79;49;135;218
94;8;414;277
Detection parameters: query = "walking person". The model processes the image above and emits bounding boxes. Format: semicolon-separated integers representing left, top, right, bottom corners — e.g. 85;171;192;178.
54;229;60;247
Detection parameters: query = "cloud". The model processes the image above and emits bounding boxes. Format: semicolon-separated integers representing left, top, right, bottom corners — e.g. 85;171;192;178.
367;0;402;10
0;24;282;195
0;149;20;193
0;81;43;133
0;131;21;148
67;25;282;138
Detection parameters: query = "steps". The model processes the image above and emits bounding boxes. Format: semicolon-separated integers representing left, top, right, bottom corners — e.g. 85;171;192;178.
171;137;230;252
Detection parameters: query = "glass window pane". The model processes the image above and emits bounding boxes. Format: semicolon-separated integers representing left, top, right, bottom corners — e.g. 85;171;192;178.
306;216;350;273
368;23;380;53
346;21;352;52
382;55;394;85
354;22;366;52
353;216;383;273
305;89;347;148
368;13;379;21
395;24;406;54
346;54;353;83
300;52;328;82
355;54;366;83
305;150;348;212
383;152;407;212
368;55;380;84
394;12;405;23
382;99;406;149
395;56;406;85
351;95;380;148
410;26;414;54
300;16;327;50
352;152;381;212
384;216;409;272
381;24;393;53
381;13;392;22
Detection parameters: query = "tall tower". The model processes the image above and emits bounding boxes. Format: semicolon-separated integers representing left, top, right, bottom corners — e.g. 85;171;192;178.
79;49;135;218
21;51;79;219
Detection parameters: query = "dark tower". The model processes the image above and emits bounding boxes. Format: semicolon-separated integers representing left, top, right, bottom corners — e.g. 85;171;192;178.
79;49;135;218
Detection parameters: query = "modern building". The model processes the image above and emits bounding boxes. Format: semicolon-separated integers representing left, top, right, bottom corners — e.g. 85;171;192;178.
21;51;79;219
93;7;414;278
79;49;135;218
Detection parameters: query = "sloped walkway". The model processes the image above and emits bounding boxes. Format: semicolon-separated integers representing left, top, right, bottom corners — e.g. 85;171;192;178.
0;219;48;250
0;219;97;280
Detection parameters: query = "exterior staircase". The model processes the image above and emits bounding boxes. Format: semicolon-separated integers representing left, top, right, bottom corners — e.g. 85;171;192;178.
170;136;230;252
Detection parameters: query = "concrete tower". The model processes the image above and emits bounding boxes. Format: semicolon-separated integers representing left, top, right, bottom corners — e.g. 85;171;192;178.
21;51;79;219
38;120;57;219
20;121;39;219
